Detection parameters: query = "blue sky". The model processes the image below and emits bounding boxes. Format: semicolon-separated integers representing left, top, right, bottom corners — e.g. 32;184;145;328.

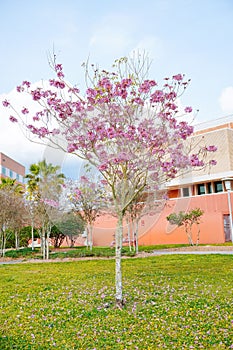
1;0;233;177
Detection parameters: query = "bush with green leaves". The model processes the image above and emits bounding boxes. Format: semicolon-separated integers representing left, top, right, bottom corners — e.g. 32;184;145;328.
167;208;204;245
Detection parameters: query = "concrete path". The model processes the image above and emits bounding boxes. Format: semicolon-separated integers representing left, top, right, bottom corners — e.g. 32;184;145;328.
152;250;233;255
0;259;23;265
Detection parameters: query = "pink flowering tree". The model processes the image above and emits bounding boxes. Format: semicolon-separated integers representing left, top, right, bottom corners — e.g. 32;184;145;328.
2;53;217;306
68;175;107;250
125;191;166;253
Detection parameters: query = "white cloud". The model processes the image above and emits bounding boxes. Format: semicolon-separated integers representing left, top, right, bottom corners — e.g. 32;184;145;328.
0;82;84;178
219;86;233;114
0;88;46;170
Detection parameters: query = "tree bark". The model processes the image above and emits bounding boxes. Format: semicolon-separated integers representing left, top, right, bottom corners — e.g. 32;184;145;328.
89;224;93;251
41;227;46;260
15;230;19;250
135;219;139;254
115;212;123;307
31;219;34;251
196;224;200;246
126;217;132;252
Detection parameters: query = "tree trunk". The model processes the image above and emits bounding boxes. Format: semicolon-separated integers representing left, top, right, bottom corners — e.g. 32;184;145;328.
31;220;34;251
135;219;139;254
132;221;136;251
46;225;51;260
115;211;124;307
41;227;46;260
89;224;93;251
0;229;4;257
126;217;132;252
185;224;194;246
15;230;19;250
2;230;6;258
196;224;200;246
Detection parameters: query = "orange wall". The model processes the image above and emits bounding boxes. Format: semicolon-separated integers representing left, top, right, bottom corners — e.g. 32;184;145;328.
92;192;230;246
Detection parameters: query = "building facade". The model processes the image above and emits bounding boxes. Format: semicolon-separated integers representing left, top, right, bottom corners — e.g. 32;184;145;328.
0;152;25;184
91;116;233;246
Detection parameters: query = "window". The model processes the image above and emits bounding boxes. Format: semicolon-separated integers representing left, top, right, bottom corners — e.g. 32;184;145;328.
214;181;223;193
1;166;6;175
16;174;20;181
9;170;13;178
207;182;212;194
182;187;190;197
197;183;205;195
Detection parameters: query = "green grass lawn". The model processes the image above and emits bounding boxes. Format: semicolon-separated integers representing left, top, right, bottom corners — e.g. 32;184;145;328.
1;255;233;349
5;243;231;260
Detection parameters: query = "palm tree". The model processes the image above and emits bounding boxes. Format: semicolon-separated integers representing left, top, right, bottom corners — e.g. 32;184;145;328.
25;159;65;258
0;177;24;195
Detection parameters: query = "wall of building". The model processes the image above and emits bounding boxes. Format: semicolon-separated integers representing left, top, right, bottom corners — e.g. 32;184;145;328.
91;192;230;246
0;152;25;183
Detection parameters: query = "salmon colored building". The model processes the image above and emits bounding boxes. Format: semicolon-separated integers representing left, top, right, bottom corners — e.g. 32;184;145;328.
92;116;233;246
0;152;25;184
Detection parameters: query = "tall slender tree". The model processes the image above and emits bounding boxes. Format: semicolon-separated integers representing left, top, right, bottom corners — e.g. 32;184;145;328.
25;159;65;259
68;176;106;250
3;52;217;306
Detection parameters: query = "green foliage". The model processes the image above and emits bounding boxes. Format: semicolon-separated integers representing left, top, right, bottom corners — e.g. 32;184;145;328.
50;225;66;248
5;226;40;249
1;255;233;349
167;208;204;226
55;212;85;238
4;247;40;259
167;208;204;246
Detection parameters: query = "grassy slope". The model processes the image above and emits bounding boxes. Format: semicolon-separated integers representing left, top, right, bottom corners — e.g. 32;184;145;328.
1;255;233;349
4;243;232;260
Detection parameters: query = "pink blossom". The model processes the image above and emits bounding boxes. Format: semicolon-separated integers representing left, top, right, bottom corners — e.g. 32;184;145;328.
172;74;183;81
133;97;144;105
121;78;132;88
184;106;192;113
2;99;10;107
9;116;18;123
21;107;29;114
16;85;24;92
55;64;63;71
165;91;177;100
22;81;31;88
209;159;217;165
67;143;78;153
178;121;194;139
49;79;65;89
150;90;164;103
98;77;112;90
98;164;108;171
138;79;157;93
206;145;217;152
37;127;50;137
68;87;80;94
190;154;204;167
31;89;42;101
57;71;64;79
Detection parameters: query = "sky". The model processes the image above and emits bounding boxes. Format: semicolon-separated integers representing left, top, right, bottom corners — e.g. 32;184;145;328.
0;0;233;178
